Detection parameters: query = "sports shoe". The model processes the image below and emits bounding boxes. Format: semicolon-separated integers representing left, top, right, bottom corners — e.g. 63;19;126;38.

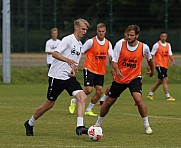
166;96;175;101
69;99;76;114
147;95;154;100
145;126;153;135
24;120;34;136
76;126;88;135
85;110;97;116
98;101;104;106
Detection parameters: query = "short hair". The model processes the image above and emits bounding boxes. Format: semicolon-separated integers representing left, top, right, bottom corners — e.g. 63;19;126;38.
97;23;106;29
74;18;90;29
126;25;140;35
160;31;168;35
51;28;58;33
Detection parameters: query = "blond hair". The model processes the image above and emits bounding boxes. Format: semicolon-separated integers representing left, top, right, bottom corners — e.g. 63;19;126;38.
97;23;106;29
74;18;90;29
51;28;58;33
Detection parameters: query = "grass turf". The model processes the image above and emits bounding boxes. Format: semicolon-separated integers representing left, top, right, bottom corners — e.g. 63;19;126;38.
0;66;181;147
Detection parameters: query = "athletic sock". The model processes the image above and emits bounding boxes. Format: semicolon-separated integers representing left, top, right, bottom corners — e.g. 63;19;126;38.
99;94;107;102
85;103;95;112
28;116;36;126
77;117;84;127
95;116;104;126
165;93;171;98
143;116;150;128
149;91;154;96
71;98;77;104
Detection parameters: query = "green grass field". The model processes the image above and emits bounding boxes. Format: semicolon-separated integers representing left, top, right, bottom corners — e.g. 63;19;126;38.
0;66;181;147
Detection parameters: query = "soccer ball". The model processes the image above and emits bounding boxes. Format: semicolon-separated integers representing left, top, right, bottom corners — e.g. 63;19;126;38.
88;126;103;141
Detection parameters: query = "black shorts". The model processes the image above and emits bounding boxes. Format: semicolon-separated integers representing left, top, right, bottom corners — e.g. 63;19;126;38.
83;68;104;87
47;77;83;101
108;77;142;98
156;66;168;79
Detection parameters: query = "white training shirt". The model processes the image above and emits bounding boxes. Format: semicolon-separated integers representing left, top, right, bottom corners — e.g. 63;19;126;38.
151;41;173;56
81;36;113;57
112;40;152;63
48;34;82;80
45;39;61;64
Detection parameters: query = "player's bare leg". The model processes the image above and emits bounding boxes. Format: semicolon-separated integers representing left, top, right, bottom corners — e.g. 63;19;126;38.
147;79;162;100
24;100;55;136
132;92;153;134
95;97;117;126
69;86;93;114
75;90;88;135
76;91;87;118
85;85;103;116
98;85;111;106
162;77;175;101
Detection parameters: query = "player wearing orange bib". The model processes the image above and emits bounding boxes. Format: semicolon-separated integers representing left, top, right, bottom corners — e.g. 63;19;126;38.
95;25;155;135
69;23;113;116
147;31;176;101
98;31;128;106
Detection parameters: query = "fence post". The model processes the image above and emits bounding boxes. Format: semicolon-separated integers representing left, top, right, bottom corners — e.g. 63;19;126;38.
2;0;11;83
53;0;57;27
24;0;28;52
109;0;113;42
164;0;168;31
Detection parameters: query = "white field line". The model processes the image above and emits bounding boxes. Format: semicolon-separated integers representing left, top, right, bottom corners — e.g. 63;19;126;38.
123;113;181;121
1;105;181;121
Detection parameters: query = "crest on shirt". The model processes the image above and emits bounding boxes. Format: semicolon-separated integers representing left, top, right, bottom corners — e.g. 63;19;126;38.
71;45;81;56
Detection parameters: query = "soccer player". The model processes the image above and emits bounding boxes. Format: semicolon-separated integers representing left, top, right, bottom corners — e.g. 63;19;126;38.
98;31;128;106
45;28;61;70
69;23;113;116
24;18;90;136
147;31;176;101
95;25;154;135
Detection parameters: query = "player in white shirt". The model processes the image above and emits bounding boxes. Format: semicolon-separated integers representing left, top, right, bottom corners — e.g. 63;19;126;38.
24;18;90;136
95;25;154;135
147;31;176;101
69;23;113;116
45;28;61;70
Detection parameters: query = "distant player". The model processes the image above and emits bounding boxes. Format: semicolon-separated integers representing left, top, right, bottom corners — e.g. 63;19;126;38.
147;31;176;101
95;25;154;135
24;18;90;136
98;31;128;106
69;23;113;116
45;28;61;70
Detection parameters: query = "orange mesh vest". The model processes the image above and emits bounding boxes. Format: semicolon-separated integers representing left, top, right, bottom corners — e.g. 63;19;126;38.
114;41;143;84
154;41;169;69
84;37;109;75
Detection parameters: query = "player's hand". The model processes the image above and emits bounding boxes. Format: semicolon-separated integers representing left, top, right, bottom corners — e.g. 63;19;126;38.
115;69;123;79
68;70;75;77
66;59;78;68
172;61;176;66
147;71;154;77
111;68;116;76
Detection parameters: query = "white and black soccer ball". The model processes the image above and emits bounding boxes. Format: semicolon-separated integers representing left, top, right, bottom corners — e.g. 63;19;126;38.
88;126;103;141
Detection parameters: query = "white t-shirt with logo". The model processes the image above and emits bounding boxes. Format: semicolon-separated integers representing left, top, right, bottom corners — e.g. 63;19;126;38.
45;39;61;64
48;34;82;80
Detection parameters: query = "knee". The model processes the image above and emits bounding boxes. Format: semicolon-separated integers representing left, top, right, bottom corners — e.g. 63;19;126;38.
96;89;103;97
44;101;55;110
84;88;92;95
77;92;87;103
104;99;114;107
